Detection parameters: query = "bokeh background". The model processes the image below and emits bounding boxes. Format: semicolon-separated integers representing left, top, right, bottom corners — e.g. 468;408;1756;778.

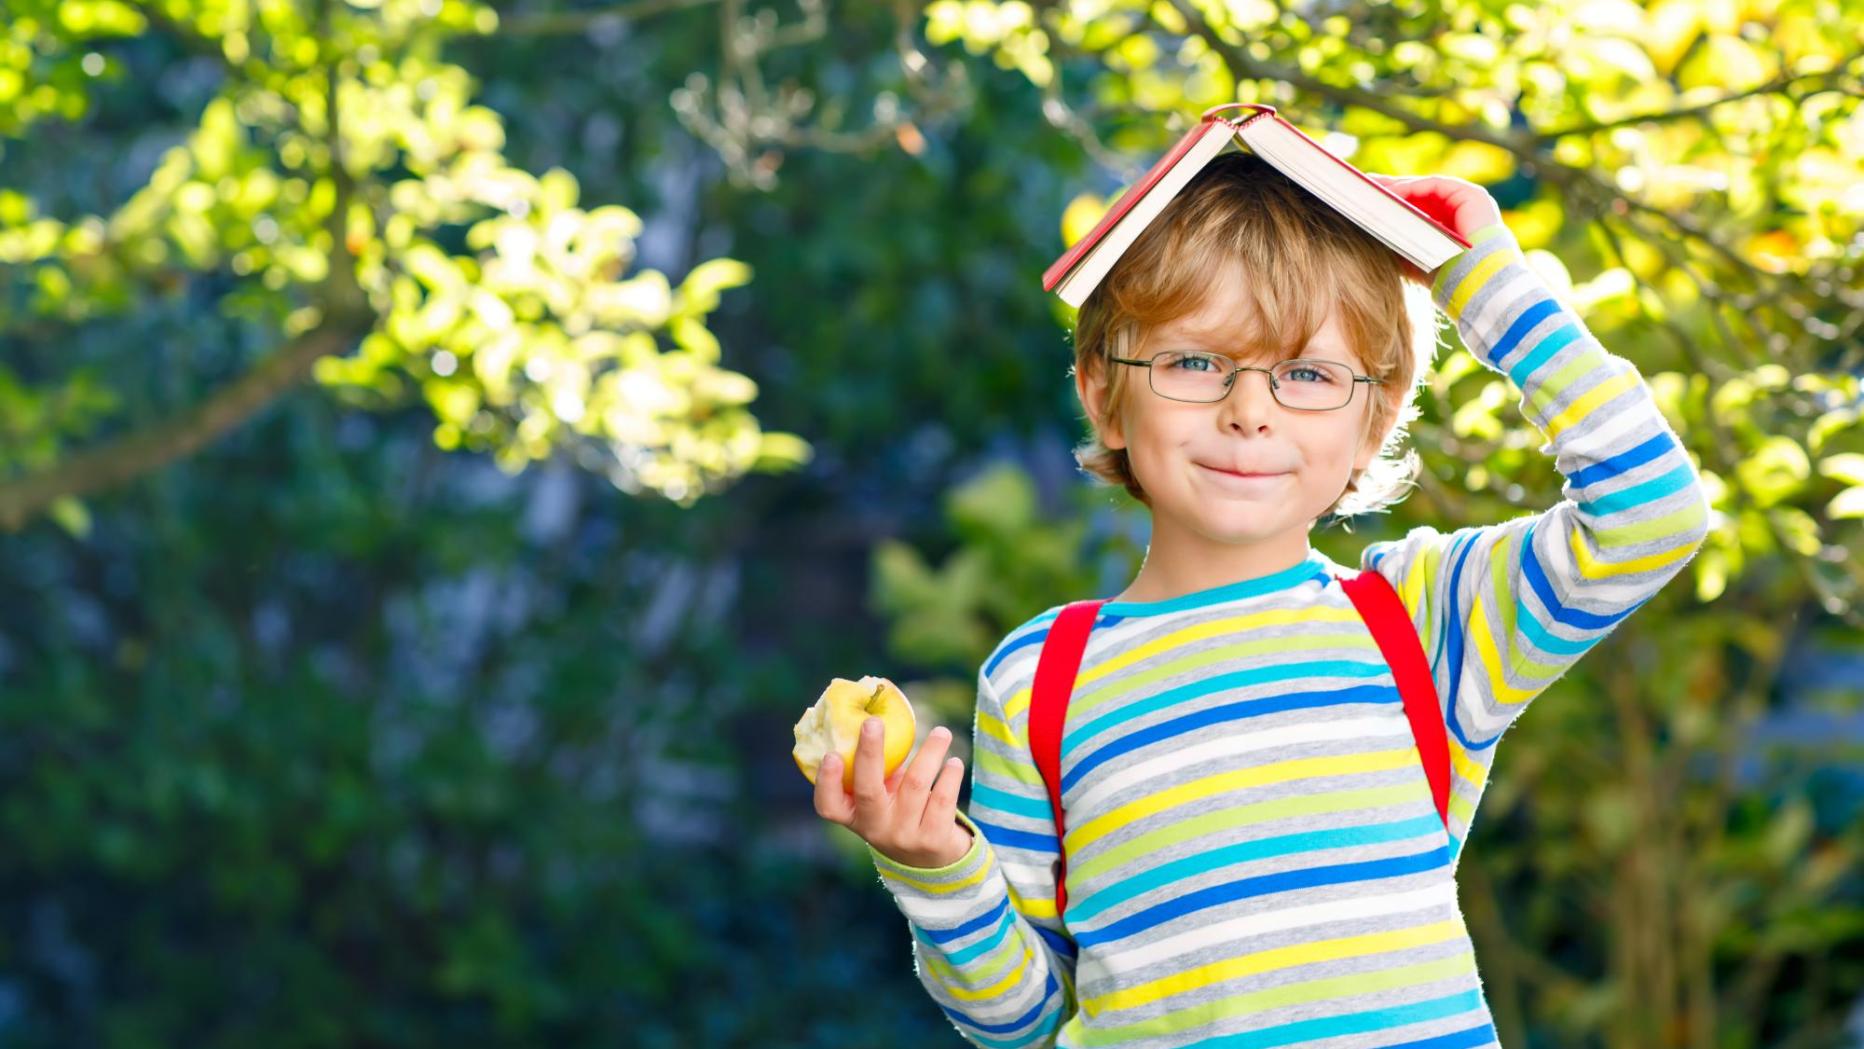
2;0;1862;1045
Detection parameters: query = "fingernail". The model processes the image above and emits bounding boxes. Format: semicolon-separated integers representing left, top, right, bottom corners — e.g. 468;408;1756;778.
864;718;880;735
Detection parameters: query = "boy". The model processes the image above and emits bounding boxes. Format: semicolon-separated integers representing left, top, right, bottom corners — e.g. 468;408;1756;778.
814;151;1710;1047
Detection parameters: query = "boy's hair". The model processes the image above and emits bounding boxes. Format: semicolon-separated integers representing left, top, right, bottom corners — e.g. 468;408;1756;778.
1069;151;1445;522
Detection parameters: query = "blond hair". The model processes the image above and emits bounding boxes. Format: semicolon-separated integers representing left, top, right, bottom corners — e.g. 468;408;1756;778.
1069;150;1444;523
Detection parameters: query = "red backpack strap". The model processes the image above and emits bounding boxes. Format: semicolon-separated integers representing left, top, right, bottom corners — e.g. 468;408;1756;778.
1028;598;1106;921
1337;569;1452;830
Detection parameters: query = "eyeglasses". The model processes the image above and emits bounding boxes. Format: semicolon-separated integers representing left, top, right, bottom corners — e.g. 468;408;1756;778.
1108;350;1383;411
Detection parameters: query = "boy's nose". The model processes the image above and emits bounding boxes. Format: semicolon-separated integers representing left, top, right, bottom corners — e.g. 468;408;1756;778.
1220;367;1281;420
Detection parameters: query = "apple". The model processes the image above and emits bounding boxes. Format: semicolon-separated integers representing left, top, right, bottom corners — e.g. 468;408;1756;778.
793;676;917;792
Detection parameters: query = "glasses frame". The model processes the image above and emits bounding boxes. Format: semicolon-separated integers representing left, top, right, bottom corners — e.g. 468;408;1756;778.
1107;350;1384;411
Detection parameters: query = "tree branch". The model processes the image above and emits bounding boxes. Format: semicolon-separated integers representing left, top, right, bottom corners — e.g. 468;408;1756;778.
1162;0;1542;160
0;316;371;531
0;12;372;533
1535;53;1864;141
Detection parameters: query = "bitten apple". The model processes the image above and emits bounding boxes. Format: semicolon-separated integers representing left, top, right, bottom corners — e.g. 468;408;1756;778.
793;676;917;792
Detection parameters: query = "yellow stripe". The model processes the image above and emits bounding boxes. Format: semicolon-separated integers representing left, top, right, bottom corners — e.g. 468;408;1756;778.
1570;518;1703;579
1594;500;1708;546
1399;545;1441;646
1010;881;1056;922
1069;748;1418;852
1442;245;1513;316
1081;919;1464;1016
1069;624;1368;715
1467;589;1543;708
1545;369;1639;442
1524;348;1605;419
1446;732;1487;791
1003;606;1365;721
936;939;1035;1003
1066;786;1416;885
973;708;1026;766
1087;952;1479;1042
1449;790;1477;827
1073;608;1361;694
879;846;996;896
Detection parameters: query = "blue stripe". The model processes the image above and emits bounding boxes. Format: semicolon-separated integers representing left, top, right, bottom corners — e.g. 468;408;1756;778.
1482;297;1559;370
938;969;1062;1043
1067;656;1390;751
1514;592;1597;659
916;895;1010;945
1034;923;1077;964
926;909;1014;965
1066;814;1447;922
1196;988;1485;1048
1379;1020;1499;1049
1569;430;1674;489
1067;658;1392;751
1476;298;1565;376
971;783;1056;821
1062;682;1399;794
1521;527;1630;633
1504;319;1580;387
985;620;1055;677
1099;556;1331;617
1581;462;1697;517
1442;534;1480;752
1073;846;1450;948
969;818;1059;855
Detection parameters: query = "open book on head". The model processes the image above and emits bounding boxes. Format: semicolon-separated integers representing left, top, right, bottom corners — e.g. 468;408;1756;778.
1042;102;1473;308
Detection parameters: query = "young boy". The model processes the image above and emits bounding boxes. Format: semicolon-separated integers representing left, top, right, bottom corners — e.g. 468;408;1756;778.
814;151;1711;1047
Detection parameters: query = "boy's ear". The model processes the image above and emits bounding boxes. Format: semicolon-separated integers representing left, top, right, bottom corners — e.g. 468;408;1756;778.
1076;358;1126;451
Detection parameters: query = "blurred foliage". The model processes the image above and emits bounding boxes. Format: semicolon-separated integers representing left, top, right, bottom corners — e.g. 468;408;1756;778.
0;0;1861;1046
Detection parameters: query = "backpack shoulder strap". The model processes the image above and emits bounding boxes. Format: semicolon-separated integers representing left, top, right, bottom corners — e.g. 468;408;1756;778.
1028;598;1106;922
1337;569;1452;830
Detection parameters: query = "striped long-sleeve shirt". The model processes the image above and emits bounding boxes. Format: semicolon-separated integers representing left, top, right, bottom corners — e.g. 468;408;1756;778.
867;224;1711;1048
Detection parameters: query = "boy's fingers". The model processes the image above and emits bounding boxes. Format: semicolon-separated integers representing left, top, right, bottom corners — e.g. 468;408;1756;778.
850;717;890;815
895;727;953;822
920;752;966;836
813;753;853;824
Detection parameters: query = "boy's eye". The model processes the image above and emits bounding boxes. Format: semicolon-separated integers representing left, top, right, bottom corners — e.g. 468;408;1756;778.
1160;352;1220;373
1284;364;1334;383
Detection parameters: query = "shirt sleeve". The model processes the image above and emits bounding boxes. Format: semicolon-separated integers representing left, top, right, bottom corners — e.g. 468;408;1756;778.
1361;223;1712;857
866;661;1078;1048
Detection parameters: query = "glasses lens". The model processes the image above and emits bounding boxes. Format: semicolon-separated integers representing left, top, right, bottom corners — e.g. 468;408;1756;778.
1271;359;1354;410
1150;352;1232;402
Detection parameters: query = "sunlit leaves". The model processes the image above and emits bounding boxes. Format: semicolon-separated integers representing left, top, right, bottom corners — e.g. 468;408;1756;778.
3;0;808;513
923;0;1052;86
321;159;804;506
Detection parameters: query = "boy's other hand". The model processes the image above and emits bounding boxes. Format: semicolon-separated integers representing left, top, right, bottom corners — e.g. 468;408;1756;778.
1366;173;1506;286
813;718;974;869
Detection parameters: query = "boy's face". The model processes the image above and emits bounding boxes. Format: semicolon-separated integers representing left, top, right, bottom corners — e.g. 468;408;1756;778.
1078;279;1389;567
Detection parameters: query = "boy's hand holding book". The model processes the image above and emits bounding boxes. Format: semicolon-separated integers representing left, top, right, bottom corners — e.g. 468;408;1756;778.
1363;173;1506;286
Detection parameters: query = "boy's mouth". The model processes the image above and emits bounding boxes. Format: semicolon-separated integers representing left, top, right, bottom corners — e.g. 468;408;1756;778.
1198;463;1286;478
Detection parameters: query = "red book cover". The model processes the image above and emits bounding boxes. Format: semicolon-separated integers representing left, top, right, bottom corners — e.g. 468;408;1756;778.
1042;102;1471;295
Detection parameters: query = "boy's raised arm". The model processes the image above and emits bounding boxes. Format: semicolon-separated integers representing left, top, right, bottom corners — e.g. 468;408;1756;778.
867;659;1079;1048
1361;220;1712;858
